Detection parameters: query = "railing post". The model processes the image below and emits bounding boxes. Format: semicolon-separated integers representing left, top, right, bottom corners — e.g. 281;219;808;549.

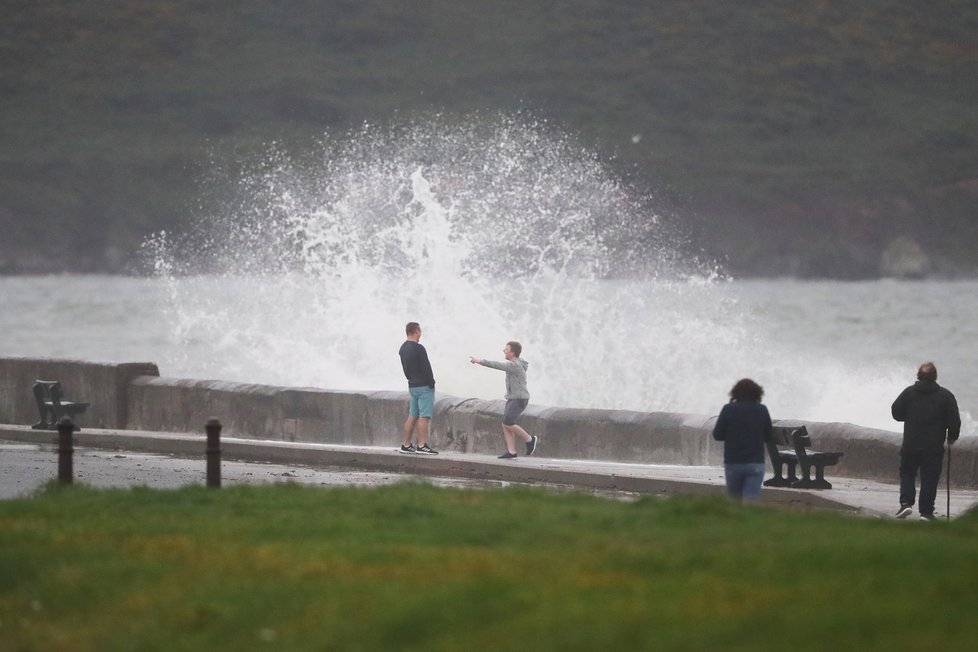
56;416;76;485
205;418;222;489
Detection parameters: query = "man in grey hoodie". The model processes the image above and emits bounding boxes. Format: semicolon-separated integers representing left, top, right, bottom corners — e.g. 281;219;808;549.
470;341;538;459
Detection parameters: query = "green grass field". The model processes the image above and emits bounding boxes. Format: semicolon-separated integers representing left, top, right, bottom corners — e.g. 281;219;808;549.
1;482;976;651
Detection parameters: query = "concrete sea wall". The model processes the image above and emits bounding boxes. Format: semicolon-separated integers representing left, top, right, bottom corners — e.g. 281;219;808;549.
2;357;976;488
0;357;160;429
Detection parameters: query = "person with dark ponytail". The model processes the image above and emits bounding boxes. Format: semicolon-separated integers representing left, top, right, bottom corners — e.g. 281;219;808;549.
712;378;773;501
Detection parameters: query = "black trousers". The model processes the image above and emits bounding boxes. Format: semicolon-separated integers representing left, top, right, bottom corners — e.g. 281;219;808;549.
899;447;945;516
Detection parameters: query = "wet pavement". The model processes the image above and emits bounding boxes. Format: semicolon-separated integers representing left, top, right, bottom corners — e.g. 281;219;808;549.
3;426;977;520
0;441;527;498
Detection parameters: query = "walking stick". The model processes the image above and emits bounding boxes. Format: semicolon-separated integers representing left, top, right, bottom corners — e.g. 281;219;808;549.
946;442;951;521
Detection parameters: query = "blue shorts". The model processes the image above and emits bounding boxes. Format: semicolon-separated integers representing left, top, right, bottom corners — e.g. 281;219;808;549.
503;399;528;426
408;386;435;418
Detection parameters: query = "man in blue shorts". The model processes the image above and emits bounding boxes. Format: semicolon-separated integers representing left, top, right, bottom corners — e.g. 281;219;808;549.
398;322;438;455
470;340;538;459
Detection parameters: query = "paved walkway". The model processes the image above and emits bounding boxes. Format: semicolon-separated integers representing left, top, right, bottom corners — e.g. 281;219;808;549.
0;441;511;498
3;425;977;519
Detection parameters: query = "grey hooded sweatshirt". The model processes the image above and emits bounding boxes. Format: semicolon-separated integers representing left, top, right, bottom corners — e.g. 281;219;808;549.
478;357;530;400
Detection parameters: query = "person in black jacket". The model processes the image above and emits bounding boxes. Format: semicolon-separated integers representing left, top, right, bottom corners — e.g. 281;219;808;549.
397;321;438;455
891;361;960;520
712;378;773;502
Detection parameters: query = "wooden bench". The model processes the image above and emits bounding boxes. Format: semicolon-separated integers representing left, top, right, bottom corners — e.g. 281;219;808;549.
790;426;843;490
763;426;800;487
31;380;89;430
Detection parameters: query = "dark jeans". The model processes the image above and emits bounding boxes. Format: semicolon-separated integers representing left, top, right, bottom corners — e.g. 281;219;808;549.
899;448;945;516
724;463;766;502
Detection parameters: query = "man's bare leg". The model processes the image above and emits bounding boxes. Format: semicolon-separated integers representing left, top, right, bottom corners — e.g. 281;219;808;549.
417;417;430;448
509;424;532;443
502;425;517;453
403;415;418;447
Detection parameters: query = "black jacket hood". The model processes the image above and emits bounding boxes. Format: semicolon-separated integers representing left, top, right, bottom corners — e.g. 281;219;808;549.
913;379;940;394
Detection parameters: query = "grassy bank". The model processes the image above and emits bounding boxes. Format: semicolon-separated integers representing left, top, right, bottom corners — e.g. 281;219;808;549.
1;482;976;651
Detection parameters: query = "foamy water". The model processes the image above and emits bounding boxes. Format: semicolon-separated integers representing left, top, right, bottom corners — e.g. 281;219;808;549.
1;274;975;435
1;118;975;435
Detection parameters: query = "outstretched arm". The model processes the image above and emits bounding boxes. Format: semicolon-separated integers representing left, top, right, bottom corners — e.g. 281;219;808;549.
475;358;521;372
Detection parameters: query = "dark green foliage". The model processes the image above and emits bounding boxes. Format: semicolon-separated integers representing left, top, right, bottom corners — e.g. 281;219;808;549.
2;1;977;275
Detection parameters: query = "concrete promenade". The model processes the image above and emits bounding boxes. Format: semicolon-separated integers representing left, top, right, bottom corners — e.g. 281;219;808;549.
4;425;977;519
5;357;978;490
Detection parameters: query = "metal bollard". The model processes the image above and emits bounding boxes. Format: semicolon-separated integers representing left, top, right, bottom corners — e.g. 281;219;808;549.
205;418;222;488
56;416;77;485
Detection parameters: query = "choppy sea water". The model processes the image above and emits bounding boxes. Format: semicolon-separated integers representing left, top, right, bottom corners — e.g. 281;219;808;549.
3;118;974;436
1;274;974;436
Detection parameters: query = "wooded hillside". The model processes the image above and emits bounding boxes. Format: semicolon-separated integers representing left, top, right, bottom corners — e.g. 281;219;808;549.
2;0;976;277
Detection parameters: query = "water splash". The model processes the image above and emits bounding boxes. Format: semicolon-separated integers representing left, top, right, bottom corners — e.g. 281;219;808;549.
143;116;971;433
